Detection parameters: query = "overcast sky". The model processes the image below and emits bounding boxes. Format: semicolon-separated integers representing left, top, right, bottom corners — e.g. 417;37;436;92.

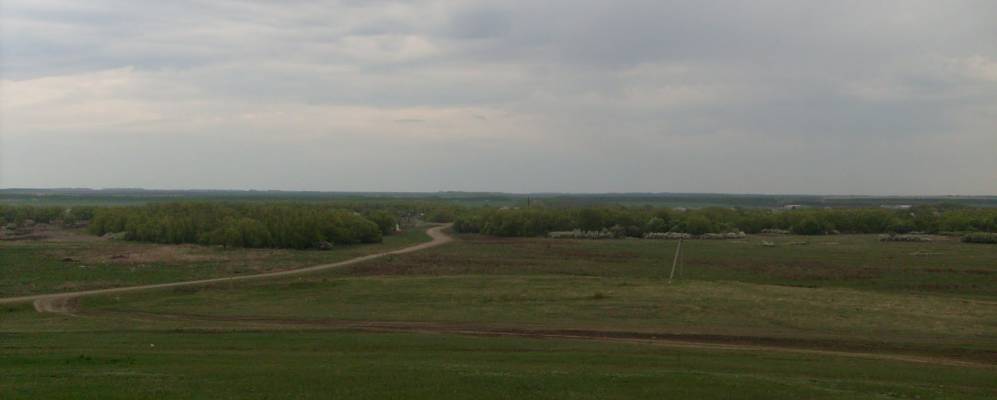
1;1;995;194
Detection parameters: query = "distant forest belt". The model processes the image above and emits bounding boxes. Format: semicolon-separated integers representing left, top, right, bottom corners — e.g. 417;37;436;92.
2;202;456;249
4;201;997;241
0;224;453;307
453;205;997;237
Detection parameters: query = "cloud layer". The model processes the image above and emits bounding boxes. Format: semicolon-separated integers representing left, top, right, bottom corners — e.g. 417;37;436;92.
2;0;996;194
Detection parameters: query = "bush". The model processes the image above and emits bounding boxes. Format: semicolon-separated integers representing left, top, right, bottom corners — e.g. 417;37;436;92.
453;213;483;233
678;215;714;235
644;217;670;233
887;220;916;234
962;233;997;244
791;216;831;235
364;211;398;235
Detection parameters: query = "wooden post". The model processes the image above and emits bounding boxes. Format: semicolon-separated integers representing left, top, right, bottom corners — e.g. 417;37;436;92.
668;239;682;284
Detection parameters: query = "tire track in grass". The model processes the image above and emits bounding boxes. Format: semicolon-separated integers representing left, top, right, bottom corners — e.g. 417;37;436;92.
83;309;996;369
6;223;995;370
0;224;453;310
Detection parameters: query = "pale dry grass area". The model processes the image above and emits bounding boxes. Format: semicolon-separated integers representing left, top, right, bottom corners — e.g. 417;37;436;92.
12;227;290;267
68;243;282;265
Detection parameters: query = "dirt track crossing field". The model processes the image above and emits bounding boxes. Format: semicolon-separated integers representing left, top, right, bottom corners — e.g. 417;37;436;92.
0;224;453;310
4;223;995;372
80;308;993;369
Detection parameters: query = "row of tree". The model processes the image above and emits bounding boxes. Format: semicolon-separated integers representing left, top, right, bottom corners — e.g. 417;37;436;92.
7;202;997;244
0;205;96;226
453;205;997;237
87;203;397;249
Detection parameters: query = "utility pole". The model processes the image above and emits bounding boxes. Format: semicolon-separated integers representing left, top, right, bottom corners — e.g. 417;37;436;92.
668;239;682;284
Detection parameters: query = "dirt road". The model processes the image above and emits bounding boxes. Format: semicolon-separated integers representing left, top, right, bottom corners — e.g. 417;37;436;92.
0;224;453;309
4;223;993;369
80;309;995;369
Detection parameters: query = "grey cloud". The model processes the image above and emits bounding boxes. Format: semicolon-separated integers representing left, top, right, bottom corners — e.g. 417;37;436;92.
1;0;995;194
446;5;511;39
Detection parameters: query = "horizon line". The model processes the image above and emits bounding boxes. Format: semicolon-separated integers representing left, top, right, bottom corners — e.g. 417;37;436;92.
2;187;996;198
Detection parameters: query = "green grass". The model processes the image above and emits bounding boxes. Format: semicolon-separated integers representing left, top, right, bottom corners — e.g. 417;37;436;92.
2;330;995;400
0;227;431;296
329;234;997;298
70;275;997;358
28;233;988;360
3;231;996;398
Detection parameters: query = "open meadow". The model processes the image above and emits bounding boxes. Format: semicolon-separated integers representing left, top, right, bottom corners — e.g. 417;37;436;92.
2;201;996;399
6;1;997;397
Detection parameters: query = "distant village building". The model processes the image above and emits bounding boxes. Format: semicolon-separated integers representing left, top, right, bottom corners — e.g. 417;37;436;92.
783;204;802;210
881;204;912;210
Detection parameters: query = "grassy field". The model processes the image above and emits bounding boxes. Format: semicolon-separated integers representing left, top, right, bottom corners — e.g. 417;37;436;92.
333;233;997;297
2;229;996;398
3;330;995;400
0;227;432;296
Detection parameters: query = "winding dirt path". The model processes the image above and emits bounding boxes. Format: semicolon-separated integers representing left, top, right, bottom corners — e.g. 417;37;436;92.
3;224;993;369
0;224;453;310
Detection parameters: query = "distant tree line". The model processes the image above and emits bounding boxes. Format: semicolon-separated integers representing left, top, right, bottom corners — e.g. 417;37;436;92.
0;205;96;225
2;200;463;250
453;205;997;237
84;203;407;249
6;202;996;245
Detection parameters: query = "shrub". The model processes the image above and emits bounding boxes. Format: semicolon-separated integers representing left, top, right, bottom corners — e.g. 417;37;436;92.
645;217;669;233
962;233;997;244
364;211;398;235
791;216;830;235
678;215;714;235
